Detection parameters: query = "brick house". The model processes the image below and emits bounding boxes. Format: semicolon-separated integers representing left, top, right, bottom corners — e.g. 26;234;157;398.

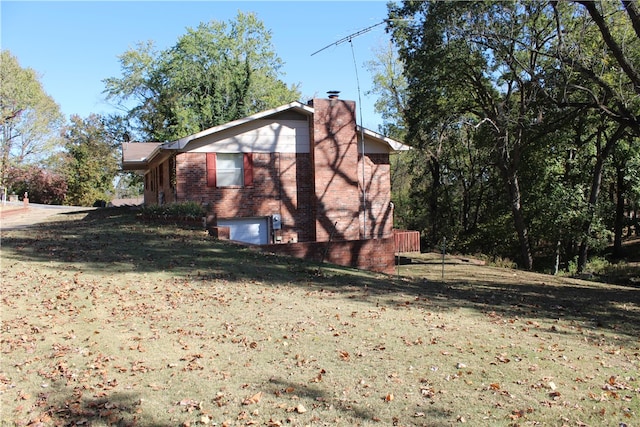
122;95;409;273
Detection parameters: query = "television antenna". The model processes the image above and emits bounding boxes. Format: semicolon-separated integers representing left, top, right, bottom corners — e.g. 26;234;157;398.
310;20;386;57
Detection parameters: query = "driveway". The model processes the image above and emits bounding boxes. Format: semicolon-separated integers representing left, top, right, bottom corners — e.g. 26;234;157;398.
0;203;96;231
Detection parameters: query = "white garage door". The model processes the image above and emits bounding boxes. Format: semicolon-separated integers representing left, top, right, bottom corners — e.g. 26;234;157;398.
217;217;269;245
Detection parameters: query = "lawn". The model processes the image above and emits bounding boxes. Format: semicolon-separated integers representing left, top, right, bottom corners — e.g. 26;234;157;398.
1;208;638;426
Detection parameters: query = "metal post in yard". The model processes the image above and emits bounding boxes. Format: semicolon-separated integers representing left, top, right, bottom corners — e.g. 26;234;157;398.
441;237;446;279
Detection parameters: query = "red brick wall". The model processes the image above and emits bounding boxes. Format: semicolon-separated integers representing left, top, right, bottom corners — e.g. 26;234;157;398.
359;153;393;239
176;151;315;243
162;97;394;248
312;98;362;242
259;236;397;275
145;155;174;205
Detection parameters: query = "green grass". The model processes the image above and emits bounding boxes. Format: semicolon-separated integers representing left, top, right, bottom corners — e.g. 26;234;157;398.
1;208;639;426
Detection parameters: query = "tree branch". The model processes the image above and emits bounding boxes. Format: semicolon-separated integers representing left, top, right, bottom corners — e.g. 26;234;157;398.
577;1;640;95
622;0;640;40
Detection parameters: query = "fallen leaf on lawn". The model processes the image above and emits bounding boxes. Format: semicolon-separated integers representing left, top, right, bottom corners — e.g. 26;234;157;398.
242;391;263;405
338;350;350;361
384;393;394;402
311;369;325;383
496;354;510;363
510;410;524;420
489;383;500;390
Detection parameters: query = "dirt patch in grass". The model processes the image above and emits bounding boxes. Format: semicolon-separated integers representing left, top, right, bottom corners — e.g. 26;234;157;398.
1;208;639;426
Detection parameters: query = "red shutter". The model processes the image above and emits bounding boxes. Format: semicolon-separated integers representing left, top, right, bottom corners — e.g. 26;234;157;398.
243;153;253;187
206;153;216;187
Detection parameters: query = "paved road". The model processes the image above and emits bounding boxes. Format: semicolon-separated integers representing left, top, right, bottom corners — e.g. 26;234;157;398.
0;203;96;231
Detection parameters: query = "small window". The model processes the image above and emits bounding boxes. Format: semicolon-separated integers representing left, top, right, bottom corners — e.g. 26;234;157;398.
217;153;244;186
207;153;253;188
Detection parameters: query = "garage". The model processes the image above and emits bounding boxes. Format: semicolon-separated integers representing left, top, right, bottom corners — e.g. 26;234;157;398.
216;217;270;245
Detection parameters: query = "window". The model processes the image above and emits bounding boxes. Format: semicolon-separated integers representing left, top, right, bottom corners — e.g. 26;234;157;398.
207;153;253;187
217;153;243;186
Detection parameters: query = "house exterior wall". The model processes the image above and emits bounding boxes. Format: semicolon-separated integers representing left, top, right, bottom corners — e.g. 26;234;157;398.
175;151;315;243
259;236;396;275
186;118;310;154
311;98;362;242
144;155;174;205
140;98;395;250
359;152;393;239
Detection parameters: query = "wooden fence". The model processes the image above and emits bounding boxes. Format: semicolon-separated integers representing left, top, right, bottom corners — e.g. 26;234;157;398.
393;229;421;253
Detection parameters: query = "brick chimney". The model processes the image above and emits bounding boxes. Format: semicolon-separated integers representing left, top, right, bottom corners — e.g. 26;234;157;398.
312;96;361;242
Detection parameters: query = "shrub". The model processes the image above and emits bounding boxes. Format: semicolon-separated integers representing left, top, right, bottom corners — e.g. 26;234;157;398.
140;201;205;219
5;165;68;204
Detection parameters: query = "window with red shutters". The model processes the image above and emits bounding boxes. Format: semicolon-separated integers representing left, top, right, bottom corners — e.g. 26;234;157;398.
207;153;253;187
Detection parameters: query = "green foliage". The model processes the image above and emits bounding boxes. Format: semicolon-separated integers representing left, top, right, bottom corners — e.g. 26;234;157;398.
5;164;67;204
61;115;119;206
0;50;63;185
140;201;205;219
104;12;300;142
382;1;640;271
114;172;143;199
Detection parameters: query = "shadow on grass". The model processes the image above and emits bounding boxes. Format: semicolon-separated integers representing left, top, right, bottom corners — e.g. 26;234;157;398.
39;386;169;427
2;207;639;344
267;378;452;427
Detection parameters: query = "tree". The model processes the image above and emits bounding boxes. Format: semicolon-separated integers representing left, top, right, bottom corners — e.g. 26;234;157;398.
390;1;565;269
549;1;640;270
387;1;640;272
104;12;300;142
61;115;119;206
5;164;67;204
0;50;63;186
365;43;413;230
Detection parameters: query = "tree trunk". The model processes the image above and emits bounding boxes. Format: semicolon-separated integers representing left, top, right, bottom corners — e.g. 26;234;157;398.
505;169;534;270
553;240;561;275
497;126;533;270
428;155;441;242
613;163;626;258
577;125;622;272
577;171;602;272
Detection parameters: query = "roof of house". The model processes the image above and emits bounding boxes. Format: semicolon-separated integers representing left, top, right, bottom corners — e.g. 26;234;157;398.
121;101;409;170
121;142;163;171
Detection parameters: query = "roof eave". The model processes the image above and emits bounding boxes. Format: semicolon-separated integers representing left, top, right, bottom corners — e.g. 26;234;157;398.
357;126;411;152
121;143;164;170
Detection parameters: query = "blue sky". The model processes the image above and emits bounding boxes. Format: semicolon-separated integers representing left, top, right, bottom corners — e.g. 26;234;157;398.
1;1;394;132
